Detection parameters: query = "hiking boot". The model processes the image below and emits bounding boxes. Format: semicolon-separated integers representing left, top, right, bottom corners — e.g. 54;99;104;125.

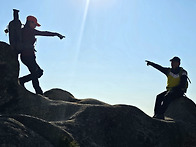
35;88;43;95
153;114;165;120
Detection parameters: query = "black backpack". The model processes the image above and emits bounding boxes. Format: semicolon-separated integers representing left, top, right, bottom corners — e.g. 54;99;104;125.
5;9;23;54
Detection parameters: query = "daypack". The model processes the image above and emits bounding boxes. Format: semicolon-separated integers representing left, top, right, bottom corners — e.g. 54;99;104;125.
179;68;190;93
5;9;23;54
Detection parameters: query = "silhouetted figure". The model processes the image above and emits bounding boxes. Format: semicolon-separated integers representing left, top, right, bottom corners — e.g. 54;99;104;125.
19;16;65;95
146;57;188;119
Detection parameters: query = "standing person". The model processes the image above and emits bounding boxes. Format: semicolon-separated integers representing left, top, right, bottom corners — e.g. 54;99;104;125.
145;57;188;119
19;16;65;95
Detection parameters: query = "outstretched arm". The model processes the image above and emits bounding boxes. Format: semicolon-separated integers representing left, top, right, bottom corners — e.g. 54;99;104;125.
145;60;169;75
34;29;65;39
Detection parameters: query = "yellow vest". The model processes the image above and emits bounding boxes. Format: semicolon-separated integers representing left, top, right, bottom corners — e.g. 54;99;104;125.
166;71;181;91
166;68;188;92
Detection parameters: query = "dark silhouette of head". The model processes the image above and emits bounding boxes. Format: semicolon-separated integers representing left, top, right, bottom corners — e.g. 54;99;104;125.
170;56;181;69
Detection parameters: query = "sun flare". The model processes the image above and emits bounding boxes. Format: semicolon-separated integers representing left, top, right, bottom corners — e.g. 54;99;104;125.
71;0;90;74
72;0;116;9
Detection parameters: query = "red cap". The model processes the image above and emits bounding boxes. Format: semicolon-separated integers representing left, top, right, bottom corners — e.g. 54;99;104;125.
27;16;41;27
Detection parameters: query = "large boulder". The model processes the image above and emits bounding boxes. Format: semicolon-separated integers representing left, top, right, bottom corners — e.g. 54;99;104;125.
0;115;76;147
0;116;53;147
0;41;196;147
44;88;109;105
59;105;184;147
165;97;196;147
165;97;196;123
44;88;78;102
0;42;19;106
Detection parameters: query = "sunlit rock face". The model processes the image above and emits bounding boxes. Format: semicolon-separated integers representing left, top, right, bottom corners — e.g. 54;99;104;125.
0;41;196;147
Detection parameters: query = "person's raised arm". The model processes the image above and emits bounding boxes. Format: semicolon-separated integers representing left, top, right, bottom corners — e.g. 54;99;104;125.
145;60;169;75
34;29;65;39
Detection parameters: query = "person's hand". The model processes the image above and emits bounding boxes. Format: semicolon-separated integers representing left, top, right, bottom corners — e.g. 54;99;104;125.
145;60;152;66
57;33;65;39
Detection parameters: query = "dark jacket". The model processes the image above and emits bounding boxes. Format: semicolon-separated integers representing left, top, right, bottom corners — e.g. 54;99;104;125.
149;62;188;92
21;27;58;57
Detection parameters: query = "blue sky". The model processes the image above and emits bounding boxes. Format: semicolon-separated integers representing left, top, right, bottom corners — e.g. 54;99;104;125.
1;0;196;116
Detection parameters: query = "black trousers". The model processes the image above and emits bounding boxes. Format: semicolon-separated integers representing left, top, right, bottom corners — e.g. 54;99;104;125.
154;90;184;115
19;55;43;94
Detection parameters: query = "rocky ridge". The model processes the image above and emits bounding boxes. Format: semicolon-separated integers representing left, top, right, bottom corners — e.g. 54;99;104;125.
0;41;196;147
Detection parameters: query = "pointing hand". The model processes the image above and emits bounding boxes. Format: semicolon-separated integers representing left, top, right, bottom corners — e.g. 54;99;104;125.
57;33;65;39
145;60;152;66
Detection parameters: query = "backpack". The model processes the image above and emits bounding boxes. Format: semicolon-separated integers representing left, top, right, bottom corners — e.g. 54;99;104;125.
179;67;191;93
5;9;23;54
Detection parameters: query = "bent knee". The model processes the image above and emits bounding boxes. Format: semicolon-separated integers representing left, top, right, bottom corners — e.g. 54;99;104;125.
36;69;43;78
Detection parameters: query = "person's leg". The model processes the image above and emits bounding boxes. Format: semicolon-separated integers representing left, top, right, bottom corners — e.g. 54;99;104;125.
20;56;43;94
32;77;43;95
31;61;43;94
161;90;184;114
19;57;34;86
28;58;43;95
19;74;33;86
154;91;167;116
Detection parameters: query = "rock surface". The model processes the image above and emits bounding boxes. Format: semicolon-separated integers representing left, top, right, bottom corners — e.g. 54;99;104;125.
0;41;196;147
